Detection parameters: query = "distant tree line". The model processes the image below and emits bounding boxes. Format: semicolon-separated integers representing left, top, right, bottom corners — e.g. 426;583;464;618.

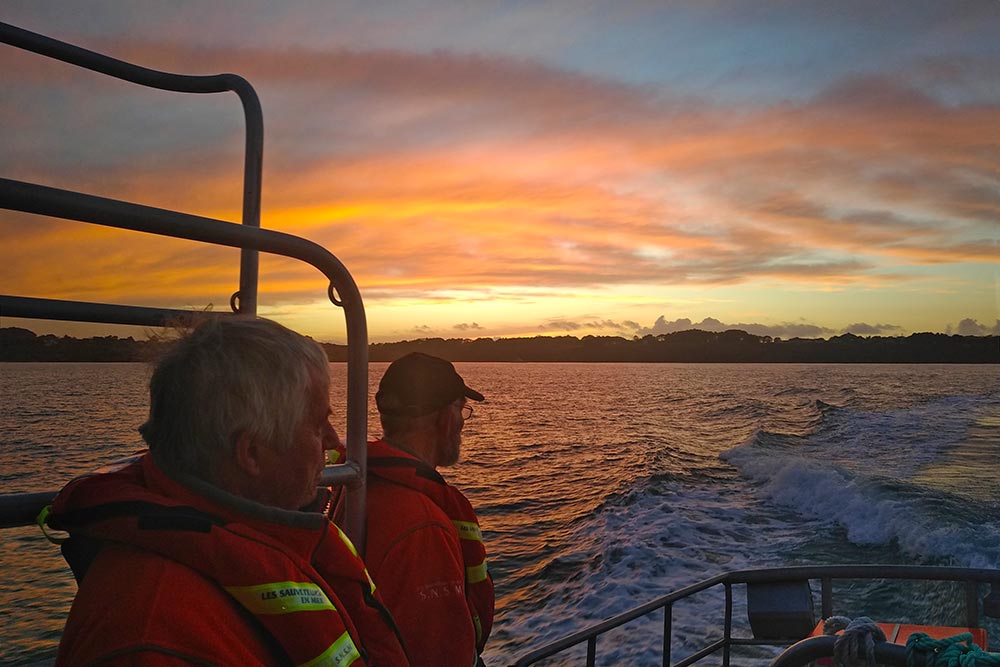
3;326;996;363
1;327;157;362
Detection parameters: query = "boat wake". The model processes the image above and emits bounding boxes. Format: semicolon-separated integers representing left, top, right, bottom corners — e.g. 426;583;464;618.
721;394;1000;569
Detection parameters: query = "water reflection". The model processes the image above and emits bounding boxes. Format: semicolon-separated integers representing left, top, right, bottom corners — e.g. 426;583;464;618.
2;361;998;664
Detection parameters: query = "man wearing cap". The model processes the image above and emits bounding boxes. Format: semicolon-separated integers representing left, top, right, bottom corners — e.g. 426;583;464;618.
366;352;495;667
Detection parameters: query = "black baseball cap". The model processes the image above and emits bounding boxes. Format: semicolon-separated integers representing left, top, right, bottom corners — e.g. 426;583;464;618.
376;352;484;417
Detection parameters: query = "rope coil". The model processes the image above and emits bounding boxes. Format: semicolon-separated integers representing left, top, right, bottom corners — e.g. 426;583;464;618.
828;616;887;667
906;632;1000;667
820;616;1000;667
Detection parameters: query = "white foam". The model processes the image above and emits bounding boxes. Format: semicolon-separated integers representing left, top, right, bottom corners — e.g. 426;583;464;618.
722;439;1000;567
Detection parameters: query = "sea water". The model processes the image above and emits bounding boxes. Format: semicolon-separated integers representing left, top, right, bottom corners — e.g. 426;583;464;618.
2;362;998;666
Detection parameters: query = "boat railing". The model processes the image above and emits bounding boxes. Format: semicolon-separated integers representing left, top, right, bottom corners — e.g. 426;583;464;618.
0;22;370;548
511;565;1000;667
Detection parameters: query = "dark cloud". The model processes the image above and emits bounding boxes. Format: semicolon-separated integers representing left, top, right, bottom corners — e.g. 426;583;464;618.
637;316;694;335
580;319;632;331
539;317;638;333
949;318;1000;336
454;322;484;331
541;319;584;331
842;323;904;335
815;75;940;113
636;315;836;339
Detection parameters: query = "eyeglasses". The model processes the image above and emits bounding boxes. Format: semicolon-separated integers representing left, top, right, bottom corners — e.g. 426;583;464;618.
461;404;474;420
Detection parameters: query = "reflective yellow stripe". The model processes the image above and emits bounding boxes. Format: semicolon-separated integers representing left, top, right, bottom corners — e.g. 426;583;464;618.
332;525;377;594
225;581;335;615
472;613;483;645
298;631;361;667
466;560;488;584
452;520;482;542
36;505;69;545
334;525;360;557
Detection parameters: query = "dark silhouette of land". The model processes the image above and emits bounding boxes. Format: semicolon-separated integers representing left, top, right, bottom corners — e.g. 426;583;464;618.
2;326;996;363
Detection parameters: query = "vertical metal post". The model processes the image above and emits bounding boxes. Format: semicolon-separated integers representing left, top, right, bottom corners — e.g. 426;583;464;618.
723;582;732;667
822;577;833;619
663;602;673;667
586;637;597;667
235;82;262;315
965;581;979;628
341;288;369;553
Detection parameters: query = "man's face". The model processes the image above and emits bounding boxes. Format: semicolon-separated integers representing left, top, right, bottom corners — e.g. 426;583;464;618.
256;378;339;510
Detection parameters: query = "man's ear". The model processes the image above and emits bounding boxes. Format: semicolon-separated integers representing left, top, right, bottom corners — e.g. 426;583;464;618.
233;431;263;478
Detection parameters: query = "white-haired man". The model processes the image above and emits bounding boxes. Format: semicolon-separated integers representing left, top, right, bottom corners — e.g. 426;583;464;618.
48;317;408;666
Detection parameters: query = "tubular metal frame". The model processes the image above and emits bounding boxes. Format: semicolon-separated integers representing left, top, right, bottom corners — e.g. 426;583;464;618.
511;565;1000;667
0;23;369;548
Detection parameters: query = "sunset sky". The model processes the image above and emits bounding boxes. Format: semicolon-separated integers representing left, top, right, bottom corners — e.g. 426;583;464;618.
2;1;998;343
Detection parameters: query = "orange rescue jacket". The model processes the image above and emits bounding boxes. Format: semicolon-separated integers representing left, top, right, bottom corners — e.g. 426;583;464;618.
47;452;409;667
363;439;494;666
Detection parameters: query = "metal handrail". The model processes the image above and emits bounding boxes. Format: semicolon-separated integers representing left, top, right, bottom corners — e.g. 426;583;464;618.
0;178;370;546
511;565;1000;667
0;295;221;328
0;25;371;548
0;21;263;312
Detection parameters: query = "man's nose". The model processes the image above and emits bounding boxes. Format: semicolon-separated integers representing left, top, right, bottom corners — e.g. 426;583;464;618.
322;422;341;450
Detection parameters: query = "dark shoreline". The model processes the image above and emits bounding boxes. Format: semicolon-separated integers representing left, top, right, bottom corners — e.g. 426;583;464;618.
3;327;997;364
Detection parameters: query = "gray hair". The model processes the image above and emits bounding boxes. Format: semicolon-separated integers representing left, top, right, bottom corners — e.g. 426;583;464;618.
139;316;329;483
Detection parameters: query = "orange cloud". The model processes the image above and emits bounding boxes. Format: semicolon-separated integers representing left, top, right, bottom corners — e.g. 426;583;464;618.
2;37;997;331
